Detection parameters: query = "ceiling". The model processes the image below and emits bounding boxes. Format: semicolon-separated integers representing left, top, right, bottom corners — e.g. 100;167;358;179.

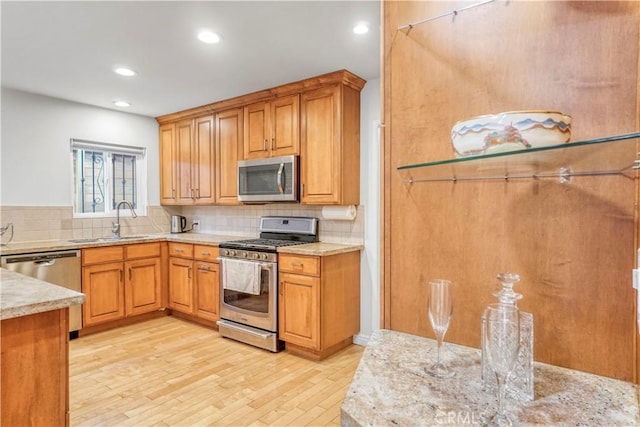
1;1;380;118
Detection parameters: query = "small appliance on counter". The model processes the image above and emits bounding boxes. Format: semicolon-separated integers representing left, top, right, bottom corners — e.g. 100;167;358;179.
171;215;187;233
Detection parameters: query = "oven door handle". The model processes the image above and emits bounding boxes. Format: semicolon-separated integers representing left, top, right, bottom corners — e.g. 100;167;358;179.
276;162;285;194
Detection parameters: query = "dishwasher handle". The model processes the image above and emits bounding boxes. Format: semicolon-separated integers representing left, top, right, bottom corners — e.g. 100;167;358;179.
34;259;56;266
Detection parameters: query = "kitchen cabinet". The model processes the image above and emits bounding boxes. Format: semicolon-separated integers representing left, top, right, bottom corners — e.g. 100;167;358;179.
1;309;69;427
156;70;365;207
215;108;243;205
300;84;362;205
278;250;360;360
159;123;177;204
82;243;162;327
168;242;220;324
243;94;299;159
159;115;215;205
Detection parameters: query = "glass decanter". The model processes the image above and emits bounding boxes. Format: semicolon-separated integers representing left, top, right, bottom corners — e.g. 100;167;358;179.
481;272;534;402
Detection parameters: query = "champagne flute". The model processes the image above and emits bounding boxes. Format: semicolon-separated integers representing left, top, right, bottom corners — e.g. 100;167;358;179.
426;279;454;378
484;303;520;426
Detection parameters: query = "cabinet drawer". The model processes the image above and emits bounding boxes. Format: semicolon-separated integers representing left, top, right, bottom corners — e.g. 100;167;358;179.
125;242;161;260
82;246;124;265
279;254;320;277
168;242;194;259
194;245;219;262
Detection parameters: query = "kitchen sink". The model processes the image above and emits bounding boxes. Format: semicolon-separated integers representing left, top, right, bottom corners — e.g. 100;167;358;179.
68;235;152;244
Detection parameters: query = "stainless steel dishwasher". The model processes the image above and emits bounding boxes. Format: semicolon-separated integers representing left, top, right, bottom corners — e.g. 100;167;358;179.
1;250;82;337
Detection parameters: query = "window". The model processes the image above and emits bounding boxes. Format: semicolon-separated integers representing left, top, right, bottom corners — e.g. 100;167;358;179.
71;139;147;217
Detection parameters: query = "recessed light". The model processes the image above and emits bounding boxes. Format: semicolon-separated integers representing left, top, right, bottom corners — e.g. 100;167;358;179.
353;22;369;35
198;30;222;44
114;67;137;77
113;100;131;107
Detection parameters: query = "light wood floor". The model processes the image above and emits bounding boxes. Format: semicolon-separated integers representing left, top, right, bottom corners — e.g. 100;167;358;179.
69;316;364;427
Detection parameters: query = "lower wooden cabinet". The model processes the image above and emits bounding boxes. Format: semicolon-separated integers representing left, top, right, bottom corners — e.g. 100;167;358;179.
168;256;194;314
195;261;220;322
1;309;70;427
125;258;162;316
83;261;125;325
168;243;220;323
278;250;360;360
82;243;162;327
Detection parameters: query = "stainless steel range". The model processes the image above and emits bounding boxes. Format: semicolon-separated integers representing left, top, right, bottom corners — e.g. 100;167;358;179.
217;216;318;352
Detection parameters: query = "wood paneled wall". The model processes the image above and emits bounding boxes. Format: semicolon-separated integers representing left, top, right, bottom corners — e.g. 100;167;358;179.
383;1;640;382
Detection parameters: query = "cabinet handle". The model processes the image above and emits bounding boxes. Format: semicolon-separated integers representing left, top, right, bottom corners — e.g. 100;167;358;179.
292;262;304;268
129;267;132;281
280;281;284;295
175;248;184;253
196;188;200;199
172;189;176;198
120;269;123;283
263;139;267;151
201;252;211;256
188;267;192;279
271;138;275;150
191;189;196;199
198;265;210;271
301;183;304;196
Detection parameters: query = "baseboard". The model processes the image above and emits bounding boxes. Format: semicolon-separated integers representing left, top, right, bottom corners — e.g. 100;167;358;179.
353;333;370;347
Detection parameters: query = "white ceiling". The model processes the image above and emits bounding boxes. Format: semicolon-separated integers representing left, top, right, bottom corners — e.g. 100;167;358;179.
1;1;380;118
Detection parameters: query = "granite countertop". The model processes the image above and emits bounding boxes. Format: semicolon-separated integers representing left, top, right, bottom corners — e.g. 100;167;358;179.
278;242;363;256
341;329;638;426
0;233;363;257
1;269;85;320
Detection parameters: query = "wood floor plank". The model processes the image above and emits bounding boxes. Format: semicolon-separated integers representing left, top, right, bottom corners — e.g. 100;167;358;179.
69;317;363;426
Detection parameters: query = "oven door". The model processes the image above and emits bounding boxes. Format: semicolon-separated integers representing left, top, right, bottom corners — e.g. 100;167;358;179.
219;257;278;332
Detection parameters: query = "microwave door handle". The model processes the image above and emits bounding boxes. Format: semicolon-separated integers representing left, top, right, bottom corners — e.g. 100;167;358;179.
276;163;285;194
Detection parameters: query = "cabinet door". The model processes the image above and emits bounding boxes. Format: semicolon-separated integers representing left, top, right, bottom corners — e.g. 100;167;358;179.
195;261;220;322
271;94;299;157
125;257;161;316
194;115;215;204
300;86;341;204
159;123;177;205
82;262;124;326
243;102;269;159
176;119;194;203
168;257;194;314
279;272;320;350
215;108;243;205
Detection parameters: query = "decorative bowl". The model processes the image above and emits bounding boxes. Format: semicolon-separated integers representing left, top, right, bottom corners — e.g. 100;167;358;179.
451;111;572;157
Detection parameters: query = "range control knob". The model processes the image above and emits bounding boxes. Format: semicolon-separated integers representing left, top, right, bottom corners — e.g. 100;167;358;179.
252;253;260;260
229;250;236;256
261;253;269;260
241;251;247;258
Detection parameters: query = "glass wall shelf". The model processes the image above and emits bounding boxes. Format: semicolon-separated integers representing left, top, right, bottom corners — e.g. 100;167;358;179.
398;132;640;183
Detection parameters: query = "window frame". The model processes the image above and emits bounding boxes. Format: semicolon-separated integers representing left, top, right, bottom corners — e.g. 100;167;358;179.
70;139;148;219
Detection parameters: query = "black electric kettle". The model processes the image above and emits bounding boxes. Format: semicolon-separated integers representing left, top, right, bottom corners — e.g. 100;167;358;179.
171;215;187;233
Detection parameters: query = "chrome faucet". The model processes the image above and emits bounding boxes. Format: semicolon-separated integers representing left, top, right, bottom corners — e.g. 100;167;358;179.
112;200;137;239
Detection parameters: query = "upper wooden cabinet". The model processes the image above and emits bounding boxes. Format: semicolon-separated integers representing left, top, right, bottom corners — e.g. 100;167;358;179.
156;70;365;206
159;116;215;205
215;108;243;205
244;94;300;159
300;84;361;205
159;123;177;204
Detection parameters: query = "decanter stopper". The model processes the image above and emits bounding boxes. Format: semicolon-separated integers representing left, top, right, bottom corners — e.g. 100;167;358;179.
482;272;534;402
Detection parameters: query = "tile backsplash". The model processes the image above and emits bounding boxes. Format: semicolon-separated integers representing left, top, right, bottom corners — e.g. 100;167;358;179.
166;204;364;244
0;204;364;244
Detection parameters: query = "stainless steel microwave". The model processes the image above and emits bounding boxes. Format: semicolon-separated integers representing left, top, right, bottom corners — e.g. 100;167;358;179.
237;155;298;202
